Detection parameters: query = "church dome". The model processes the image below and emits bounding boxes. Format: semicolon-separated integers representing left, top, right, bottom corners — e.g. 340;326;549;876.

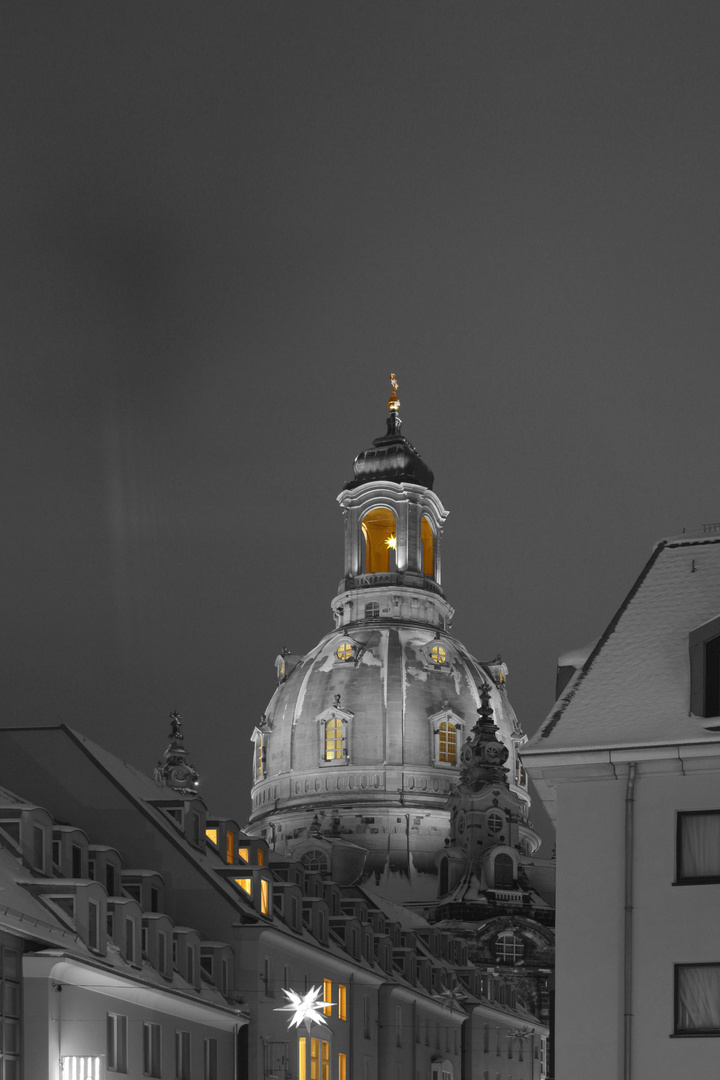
345;411;435;491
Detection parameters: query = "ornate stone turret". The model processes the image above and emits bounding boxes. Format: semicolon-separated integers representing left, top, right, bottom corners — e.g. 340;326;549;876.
154;712;200;797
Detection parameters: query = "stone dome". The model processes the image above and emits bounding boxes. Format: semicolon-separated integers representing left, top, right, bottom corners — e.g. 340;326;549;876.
247;619;528;900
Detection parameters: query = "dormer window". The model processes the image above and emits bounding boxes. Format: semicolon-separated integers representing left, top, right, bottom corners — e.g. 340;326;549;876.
324;717;345;761
251;729;268;782
430;644;446;665
429;711;464;767
689;616;720;718
336;642;353;662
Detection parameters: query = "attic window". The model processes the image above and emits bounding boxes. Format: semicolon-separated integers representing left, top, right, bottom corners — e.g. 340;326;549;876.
689;617;720;718
336;642;353;662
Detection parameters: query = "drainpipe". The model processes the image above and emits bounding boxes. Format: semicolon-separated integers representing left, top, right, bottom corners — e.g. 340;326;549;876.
623;763;637;1080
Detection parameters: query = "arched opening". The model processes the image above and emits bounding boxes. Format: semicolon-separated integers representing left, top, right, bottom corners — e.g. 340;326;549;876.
494;852;514;888
495;931;524;963
361;507;397;573
421;515;434;577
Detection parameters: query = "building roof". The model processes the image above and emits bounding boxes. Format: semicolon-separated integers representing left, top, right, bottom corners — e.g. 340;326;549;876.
344;412;434;491
525;532;720;753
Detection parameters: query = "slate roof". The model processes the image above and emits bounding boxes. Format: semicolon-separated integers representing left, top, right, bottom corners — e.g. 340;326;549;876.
525;532;720;753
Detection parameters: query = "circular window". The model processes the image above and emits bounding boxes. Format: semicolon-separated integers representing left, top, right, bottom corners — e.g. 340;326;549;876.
430;644;446;665
336;642;353;661
487;811;503;834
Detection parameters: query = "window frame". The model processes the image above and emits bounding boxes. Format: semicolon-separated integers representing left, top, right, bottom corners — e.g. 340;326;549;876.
107;1013;128;1073
674;963;720;1035
143;1021;162;1078
689;615;720;718
676;809;720;885
429;711;464;768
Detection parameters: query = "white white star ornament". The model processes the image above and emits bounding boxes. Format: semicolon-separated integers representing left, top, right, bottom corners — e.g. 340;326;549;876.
274;986;335;1032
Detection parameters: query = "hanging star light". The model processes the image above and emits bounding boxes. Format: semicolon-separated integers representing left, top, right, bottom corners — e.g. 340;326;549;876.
274;986;335;1032
431;984;467;1013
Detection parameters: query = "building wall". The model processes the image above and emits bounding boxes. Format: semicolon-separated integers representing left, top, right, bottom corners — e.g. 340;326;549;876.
554;760;720;1080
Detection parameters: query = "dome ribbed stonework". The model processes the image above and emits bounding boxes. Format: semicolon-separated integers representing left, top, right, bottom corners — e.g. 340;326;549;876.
344;413;434;491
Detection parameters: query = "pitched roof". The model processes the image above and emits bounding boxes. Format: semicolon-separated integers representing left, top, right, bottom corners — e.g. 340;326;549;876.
525;532;720;753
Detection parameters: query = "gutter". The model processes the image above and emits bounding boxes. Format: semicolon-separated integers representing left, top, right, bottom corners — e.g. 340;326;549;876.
623;763;636;1080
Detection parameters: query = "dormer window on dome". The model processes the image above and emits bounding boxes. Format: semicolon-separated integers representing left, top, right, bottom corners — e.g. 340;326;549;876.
430;644;446;665
336;642;354;662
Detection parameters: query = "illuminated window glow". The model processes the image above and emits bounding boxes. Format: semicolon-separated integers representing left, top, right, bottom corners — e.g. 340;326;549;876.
430;645;446;665
311;1038;319;1080
336;642;353;661
421;516;434;577
261;879;270;915
256;735;264;779
361;507;397;573
226;830;235;864
439;720;457;764
324;717;345;760
205;829;218;845
299;1038;307;1080
238;848;249;863
323;979;332;1016
338;984;347;1020
338;1053;347;1080
61;1058;102;1080
321;1040;329;1080
257;849;265;866
235;878;252;895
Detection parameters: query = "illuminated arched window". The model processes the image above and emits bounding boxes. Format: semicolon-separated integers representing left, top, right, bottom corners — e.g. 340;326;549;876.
495;931;524;963
430;644;446;665
361;508;397;573
421;516;434;577
324;717;345;760
256;735;265;779
438;720;457;764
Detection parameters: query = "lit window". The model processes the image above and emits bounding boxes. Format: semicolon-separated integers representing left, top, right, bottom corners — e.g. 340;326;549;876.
336;642;353;661
430;645;446;665
495;932;524;963
338;1054;347;1080
235;878;252;895
256;735;265;779
226;830;235;864
261;879;270;915
238;847;249;863
325;717;345;760
677;810;720;883
299;1038;307;1080
438;720;456;763
338;984;347;1020
421;516;434;577
310;1038;320;1080
323;979;332;1016
675;964;720;1033
257;849;265;867
321;1040;329;1080
280;661;285;677
361;507;397;573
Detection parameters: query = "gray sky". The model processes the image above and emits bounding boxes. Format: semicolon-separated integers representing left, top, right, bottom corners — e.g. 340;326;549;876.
3;3;720;835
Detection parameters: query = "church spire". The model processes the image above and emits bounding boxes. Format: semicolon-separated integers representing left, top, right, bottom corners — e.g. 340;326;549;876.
459;683;511;788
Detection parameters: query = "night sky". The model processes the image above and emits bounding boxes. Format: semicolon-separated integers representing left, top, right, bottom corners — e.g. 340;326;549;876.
3;4;720;838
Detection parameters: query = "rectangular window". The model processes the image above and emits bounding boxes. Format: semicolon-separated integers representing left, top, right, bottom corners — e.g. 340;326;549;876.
235;877;252;895
159;933;167;975
142;927;149;957
338;984;347;1020
88;900;99;951
143;1022;161;1077
321;1041;329;1080
187;946;195;985
238;847;249;863
222;957;230;996
323;979;332;1016
204;1037;218;1080
299;1038;307;1080
226;830;235;864
52;839;62;868
150;886;159;912
396;1005;402;1047
675;963;720;1033
107;864;116;896
107;1013;128;1073
261;878;270;915
363;994;370;1038
310;1038;319;1080
338;1053;347;1080
257;848;265;866
125;919;135;964
677;810;720;883
265;957;273;997
176;1031;191;1080
72;844;83;878
33;825;45;872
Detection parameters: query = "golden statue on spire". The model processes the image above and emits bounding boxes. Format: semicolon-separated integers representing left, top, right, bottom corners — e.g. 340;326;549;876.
388;372;400;412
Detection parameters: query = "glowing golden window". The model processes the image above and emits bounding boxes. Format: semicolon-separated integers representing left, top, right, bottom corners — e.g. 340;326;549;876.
324;717;344;760
280;662;285;677
310;1039;319;1080
439;720;457;764
235;878;252;895
336;642;353;661
338;984;347;1020
323;979;332;1016
421;516;434;577
321;1040;329;1080
257;849;265;867
338;1054;347;1080
361;507;397;573
205;829;218;845
299;1038;307;1080
238;848;249;863
261;879;269;915
226;830;235;864
430;645;446;665
256;735;264;779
